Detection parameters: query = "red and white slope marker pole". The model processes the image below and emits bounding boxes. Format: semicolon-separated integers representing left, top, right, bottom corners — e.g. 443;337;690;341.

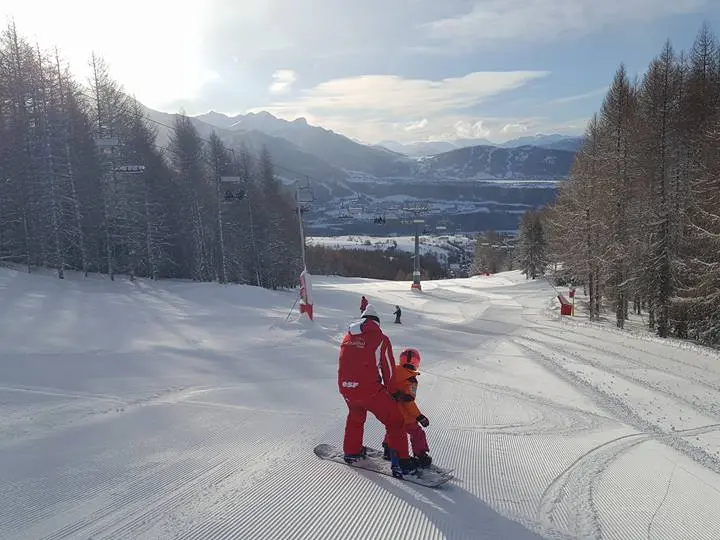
299;269;314;320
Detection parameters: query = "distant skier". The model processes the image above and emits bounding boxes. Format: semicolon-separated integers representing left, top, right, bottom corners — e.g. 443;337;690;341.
394;305;402;324
382;348;432;467
337;304;416;474
360;295;368;315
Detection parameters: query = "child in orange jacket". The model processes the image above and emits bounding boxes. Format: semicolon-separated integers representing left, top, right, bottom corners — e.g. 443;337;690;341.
382;348;432;467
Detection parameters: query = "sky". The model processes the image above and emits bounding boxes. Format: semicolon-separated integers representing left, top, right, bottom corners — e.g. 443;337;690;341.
2;0;719;144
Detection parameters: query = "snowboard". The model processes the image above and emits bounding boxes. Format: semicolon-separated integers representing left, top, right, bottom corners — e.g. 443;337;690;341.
361;445;455;476
314;444;454;488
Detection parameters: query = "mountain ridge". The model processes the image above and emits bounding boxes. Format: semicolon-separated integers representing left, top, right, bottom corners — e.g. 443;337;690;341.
142;106;574;232
378;133;584;156
144;106;577;184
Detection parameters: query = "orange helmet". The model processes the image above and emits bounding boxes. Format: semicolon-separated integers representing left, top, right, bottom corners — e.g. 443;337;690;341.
399;348;421;369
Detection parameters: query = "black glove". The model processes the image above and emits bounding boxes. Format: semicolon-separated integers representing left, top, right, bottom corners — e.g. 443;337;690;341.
417;414;429;427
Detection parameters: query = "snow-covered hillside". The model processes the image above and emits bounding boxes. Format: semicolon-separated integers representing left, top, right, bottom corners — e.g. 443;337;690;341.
2;266;720;539
307;234;476;263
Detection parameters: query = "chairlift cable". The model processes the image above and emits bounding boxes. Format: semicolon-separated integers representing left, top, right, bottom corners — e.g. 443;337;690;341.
143;115;327;185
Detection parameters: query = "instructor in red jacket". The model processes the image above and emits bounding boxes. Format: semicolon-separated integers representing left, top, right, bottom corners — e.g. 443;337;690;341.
338;304;415;473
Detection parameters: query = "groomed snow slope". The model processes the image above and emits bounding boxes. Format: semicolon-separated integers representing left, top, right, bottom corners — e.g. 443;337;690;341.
1;267;720;539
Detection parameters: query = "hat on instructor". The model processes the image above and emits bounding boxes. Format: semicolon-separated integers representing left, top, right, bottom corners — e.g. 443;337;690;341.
361;304;380;323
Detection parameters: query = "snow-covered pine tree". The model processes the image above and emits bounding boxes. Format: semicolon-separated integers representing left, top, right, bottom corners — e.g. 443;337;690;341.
88;53;133;280
254;148;302;290
32;46;70;279
546;116;606;319
675;25;720;344
598;65;641;329
65;79;105;276
471;230;506;275
120;98;175;281
53;50;92;277
0;23;40;272
207;132;233;283
168;114;213;281
637;41;684;337
228;146;262;286
680;125;720;344
516;210;547;280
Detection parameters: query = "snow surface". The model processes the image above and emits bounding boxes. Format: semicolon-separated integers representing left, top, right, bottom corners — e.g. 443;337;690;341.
2;266;720;539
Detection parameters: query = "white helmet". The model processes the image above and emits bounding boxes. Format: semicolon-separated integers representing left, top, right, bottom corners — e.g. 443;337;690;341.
361;304;380;322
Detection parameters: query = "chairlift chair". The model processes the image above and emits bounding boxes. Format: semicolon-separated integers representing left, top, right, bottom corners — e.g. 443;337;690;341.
224;189;246;201
114;165;146;174
297;186;314;204
221;176;245;202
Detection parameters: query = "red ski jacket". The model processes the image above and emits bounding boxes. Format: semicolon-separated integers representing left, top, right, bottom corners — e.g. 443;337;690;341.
360;296;368;312
338;318;396;399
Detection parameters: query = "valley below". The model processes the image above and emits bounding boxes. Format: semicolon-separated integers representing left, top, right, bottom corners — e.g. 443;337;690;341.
305;180;560;235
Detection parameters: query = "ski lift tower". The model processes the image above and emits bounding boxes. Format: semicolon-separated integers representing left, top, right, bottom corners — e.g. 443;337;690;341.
295;178;314;270
295;179;315;320
401;202;431;291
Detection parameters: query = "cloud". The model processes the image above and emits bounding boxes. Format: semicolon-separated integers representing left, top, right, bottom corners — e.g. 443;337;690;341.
251;107;575;144
544;117;593;133
548;86;609;105
254;71;549;118
423;0;710;48
501;123;529;135
269;69;298;94
454;119;491;139
249;71;551;142
404;119;429;131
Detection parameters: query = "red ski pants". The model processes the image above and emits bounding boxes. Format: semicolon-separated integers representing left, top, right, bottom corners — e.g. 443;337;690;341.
384;423;429;456
342;389;409;459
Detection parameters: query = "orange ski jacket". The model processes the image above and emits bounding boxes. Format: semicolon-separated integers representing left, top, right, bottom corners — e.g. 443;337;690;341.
391;364;423;425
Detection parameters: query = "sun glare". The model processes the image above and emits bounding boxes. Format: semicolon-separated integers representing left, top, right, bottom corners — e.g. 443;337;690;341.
1;0;214;107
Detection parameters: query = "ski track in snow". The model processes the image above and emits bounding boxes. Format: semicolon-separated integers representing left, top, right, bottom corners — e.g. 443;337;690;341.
1;267;720;539
512;335;720;468
510;335;720;539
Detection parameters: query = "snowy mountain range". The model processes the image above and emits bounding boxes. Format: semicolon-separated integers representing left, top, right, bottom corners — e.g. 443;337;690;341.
379;134;584;157
145;107;579;184
143;107;577;232
413;145;575;181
